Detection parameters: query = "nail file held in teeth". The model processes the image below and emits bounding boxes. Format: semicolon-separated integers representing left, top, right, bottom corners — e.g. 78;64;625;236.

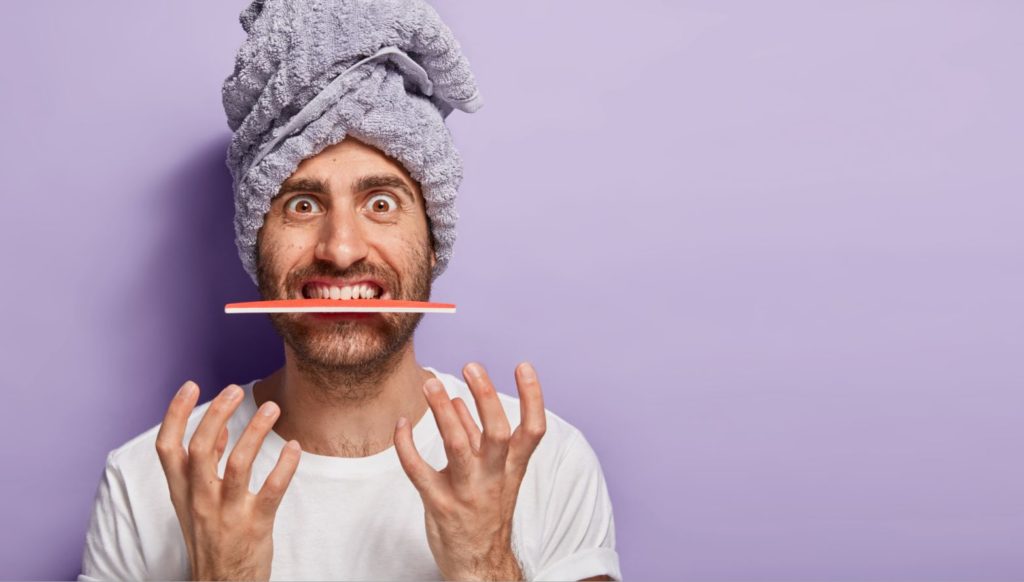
225;298;456;314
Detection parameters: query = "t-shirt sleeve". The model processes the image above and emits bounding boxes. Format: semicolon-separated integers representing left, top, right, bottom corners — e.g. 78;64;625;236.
78;451;149;581
532;428;622;581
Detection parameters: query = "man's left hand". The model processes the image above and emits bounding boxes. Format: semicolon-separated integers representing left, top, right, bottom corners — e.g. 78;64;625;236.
394;362;547;581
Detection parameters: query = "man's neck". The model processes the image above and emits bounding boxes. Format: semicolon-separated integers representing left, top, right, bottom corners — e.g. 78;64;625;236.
252;342;435;458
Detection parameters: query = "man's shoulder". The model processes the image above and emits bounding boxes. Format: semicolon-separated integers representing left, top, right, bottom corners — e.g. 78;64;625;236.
104;384;241;474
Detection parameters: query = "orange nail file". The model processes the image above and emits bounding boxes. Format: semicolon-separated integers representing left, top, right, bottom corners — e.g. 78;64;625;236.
225;298;456;314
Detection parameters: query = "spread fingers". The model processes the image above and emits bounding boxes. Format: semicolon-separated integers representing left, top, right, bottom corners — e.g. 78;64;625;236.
222;401;281;505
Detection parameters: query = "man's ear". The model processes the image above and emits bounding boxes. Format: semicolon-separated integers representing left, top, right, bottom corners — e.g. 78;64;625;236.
425;225;437;271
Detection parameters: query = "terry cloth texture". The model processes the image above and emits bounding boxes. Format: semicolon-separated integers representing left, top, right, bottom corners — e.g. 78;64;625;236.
222;0;483;285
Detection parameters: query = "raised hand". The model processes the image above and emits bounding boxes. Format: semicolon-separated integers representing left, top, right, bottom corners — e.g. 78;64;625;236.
155;381;301;581
394;362;547;581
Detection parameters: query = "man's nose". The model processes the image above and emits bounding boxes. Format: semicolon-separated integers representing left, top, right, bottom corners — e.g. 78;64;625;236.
313;207;370;269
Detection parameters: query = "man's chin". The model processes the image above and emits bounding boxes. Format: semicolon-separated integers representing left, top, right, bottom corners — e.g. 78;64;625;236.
276;312;410;368
289;331;393;369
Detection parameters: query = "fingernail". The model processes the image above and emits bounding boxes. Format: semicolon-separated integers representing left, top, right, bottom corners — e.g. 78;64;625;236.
467;363;483;378
222;385;242;400
423;379;442;395
396;416;408;429
520;362;537;381
259;402;277;416
177;381;197;398
286;440;301;452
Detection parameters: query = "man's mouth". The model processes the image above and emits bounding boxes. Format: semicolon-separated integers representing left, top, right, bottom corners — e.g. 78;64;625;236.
300;280;390;301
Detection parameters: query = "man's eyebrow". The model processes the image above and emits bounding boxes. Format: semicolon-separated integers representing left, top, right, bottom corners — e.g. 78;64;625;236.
353;174;417;204
274;174;417;203
276;177;329;199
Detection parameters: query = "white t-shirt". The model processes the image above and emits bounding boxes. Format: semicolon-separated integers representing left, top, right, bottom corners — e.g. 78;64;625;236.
78;366;621;581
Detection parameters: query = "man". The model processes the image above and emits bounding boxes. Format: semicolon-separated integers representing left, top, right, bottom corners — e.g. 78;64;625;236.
79;1;620;580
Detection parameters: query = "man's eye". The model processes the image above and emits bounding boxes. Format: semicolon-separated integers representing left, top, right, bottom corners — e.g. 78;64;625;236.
367;193;397;213
285;195;322;214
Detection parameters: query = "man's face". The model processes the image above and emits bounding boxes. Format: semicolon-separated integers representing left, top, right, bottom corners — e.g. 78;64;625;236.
255;136;436;372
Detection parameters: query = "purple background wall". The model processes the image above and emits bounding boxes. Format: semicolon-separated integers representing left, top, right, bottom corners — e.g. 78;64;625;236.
1;1;1021;579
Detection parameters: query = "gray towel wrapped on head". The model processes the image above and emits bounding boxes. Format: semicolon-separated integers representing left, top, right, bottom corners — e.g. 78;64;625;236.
222;0;483;285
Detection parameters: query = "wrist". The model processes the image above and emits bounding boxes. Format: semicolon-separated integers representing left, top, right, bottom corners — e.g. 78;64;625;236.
448;547;524;581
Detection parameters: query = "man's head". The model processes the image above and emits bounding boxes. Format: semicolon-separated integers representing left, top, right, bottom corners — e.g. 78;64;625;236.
222;0;483;289
255;136;436;376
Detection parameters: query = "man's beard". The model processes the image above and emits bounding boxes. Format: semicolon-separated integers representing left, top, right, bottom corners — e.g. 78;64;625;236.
255;238;433;401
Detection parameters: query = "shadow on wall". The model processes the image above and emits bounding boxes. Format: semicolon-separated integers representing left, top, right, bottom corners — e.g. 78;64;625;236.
64;135;282;581
140;134;282;414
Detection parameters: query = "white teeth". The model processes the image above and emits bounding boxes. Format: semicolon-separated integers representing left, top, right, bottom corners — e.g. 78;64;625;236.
306;283;381;299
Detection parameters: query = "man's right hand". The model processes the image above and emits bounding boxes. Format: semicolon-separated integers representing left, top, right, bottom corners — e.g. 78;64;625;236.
155;381;301;581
